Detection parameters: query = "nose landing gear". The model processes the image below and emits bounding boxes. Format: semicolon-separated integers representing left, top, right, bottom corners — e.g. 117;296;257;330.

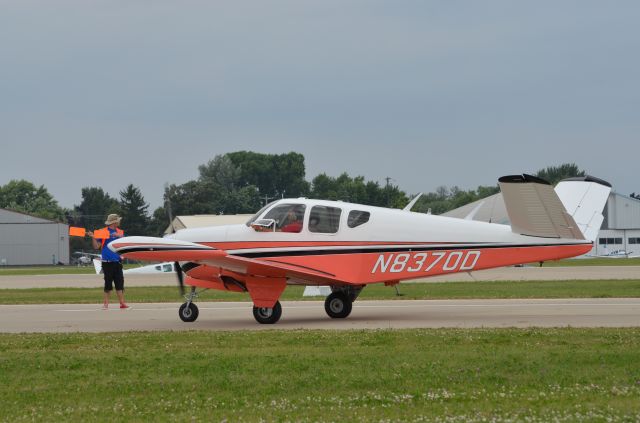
179;286;201;322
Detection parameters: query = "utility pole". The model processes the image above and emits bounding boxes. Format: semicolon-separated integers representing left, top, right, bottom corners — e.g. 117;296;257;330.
262;194;275;206
384;177;393;206
164;183;174;233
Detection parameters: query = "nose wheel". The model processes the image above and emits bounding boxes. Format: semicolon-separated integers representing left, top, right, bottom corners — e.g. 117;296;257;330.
252;301;282;324
178;286;202;322
324;292;353;318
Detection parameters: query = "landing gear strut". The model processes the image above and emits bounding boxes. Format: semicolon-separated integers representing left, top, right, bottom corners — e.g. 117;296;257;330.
179;286;200;322
252;301;282;324
324;285;364;319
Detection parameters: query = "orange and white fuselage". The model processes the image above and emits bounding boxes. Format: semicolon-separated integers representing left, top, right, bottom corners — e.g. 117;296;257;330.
169;201;591;286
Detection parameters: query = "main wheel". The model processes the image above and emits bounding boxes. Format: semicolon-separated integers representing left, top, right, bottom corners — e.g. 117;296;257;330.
179;302;199;322
252;301;282;324
324;292;352;318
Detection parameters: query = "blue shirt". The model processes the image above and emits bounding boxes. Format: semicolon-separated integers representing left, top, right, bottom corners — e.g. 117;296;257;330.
101;227;122;262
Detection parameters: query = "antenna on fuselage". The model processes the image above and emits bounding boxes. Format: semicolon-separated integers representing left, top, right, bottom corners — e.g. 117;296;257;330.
403;193;423;212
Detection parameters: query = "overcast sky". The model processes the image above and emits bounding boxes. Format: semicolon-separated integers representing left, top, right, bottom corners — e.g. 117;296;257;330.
1;1;638;211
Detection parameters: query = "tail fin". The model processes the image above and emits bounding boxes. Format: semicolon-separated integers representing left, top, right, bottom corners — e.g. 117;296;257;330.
554;176;611;242
499;174;584;239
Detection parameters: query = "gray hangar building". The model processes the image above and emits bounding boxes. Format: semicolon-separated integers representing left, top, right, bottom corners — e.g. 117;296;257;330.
0;208;69;265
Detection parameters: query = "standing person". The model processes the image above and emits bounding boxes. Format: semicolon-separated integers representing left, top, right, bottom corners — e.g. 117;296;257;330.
88;214;129;310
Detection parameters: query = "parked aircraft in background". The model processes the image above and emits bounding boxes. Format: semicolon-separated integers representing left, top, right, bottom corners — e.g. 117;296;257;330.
125;262;177;274
71;251;101;266
109;175;611;325
91;259;177;275
587;249;639;259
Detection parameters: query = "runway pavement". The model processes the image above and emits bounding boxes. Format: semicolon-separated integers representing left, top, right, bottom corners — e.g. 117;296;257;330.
1;265;639;289
1;298;639;333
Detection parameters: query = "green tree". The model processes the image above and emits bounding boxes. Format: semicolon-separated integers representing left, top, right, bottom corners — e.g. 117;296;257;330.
198;155;241;191
310;173;408;208
535;163;585;185
71;187;120;251
146;206;171;237
412;184;500;215
0;179;65;221
119;184;150;236
227;151;310;198
164;180;220;216
73;187;120;229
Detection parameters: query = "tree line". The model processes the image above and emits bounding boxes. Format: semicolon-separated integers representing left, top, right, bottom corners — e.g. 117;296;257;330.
1;154;588;250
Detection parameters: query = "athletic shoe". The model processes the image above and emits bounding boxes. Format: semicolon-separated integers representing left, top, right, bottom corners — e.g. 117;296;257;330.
102;304;109;310
120;304;130;309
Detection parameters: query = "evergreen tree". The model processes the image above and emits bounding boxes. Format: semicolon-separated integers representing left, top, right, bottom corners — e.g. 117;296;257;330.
118;184;150;236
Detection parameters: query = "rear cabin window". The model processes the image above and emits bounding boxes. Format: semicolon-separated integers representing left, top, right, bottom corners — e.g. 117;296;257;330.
309;206;342;234
263;203;306;233
347;210;370;228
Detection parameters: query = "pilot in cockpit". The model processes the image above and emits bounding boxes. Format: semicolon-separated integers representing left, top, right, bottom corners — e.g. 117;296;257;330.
280;207;304;233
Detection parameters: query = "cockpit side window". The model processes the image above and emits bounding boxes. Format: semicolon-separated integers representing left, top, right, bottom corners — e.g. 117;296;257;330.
347;210;370;228
263;204;306;233
309;206;342;234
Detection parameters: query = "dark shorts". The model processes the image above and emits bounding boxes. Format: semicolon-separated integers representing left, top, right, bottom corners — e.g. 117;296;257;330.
102;261;124;292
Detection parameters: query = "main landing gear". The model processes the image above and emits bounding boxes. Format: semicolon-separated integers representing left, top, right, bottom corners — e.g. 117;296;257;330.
252;301;282;324
324;285;364;319
179;286;201;322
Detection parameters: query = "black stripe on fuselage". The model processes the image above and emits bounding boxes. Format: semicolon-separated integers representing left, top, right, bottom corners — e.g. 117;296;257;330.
233;242;589;259
114;246;214;254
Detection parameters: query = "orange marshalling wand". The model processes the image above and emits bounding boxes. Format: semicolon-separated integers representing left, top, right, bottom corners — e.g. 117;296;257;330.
69;227;111;239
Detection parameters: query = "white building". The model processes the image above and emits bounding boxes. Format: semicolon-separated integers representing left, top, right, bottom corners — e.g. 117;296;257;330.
0;208;70;265
596;192;640;256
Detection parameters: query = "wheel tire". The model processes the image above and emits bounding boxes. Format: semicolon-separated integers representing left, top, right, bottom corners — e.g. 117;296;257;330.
324;292;352;319
179;302;199;322
252;301;282;324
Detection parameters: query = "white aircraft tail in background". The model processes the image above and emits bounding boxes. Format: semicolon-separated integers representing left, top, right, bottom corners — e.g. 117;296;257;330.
555;176;612;242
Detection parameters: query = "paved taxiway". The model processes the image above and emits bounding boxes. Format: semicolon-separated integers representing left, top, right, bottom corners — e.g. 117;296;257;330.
1;265;639;289
1;298;639;333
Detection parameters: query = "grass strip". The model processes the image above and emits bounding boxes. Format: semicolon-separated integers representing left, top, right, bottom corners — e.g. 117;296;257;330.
540;257;640;267
1;279;639;304
0;264;141;276
0;328;639;422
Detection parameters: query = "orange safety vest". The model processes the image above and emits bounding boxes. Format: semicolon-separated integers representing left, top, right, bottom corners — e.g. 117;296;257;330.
95;227;124;249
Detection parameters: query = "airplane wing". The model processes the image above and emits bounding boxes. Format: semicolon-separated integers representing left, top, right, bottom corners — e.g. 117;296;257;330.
108;236;343;286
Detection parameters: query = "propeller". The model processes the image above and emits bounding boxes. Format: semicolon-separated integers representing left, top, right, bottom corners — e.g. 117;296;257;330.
174;261;185;295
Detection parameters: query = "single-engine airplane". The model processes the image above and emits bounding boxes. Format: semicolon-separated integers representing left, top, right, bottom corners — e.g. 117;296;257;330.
109;174;611;324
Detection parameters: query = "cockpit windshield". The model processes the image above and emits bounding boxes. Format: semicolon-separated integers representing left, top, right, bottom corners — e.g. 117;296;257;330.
263;204;306;233
246;201;278;227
